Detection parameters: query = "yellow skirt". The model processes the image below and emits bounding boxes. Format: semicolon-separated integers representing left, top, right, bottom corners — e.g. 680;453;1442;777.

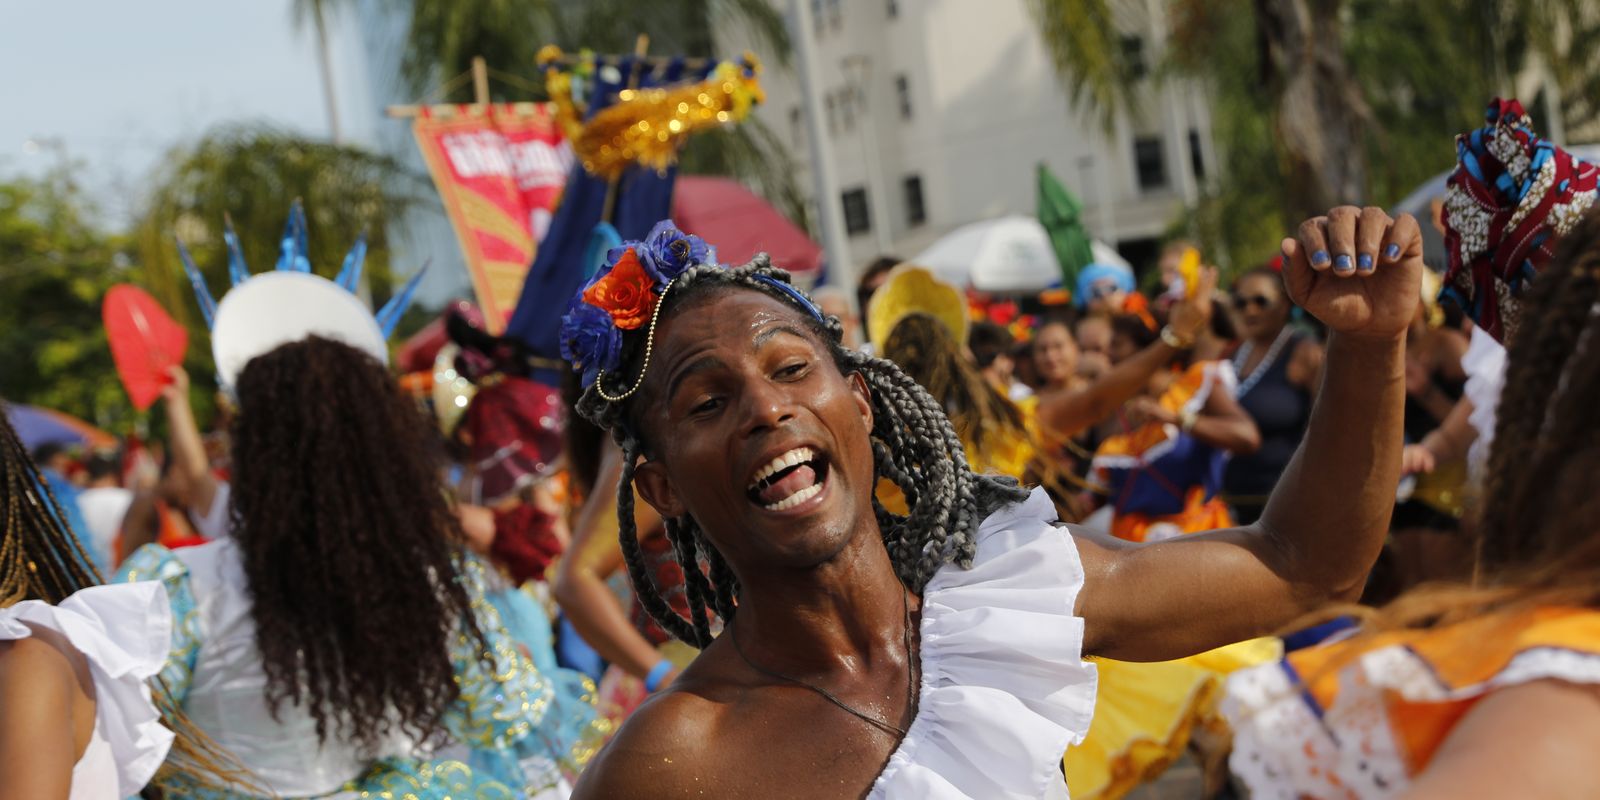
1064;638;1281;799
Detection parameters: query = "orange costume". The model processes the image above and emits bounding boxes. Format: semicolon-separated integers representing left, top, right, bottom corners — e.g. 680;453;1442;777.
1091;361;1236;543
1225;606;1600;797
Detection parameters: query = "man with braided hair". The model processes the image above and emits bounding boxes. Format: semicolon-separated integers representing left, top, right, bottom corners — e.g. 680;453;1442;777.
564;210;1422;798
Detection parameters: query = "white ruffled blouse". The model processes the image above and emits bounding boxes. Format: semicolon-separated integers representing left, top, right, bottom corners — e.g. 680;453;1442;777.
1461;325;1506;480
869;487;1098;799
0;582;175;799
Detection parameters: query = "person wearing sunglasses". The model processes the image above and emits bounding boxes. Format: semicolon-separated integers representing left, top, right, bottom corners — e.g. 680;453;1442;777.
1221;266;1325;525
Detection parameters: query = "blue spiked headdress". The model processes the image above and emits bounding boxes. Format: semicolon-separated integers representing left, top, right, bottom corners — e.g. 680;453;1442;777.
181;200;428;388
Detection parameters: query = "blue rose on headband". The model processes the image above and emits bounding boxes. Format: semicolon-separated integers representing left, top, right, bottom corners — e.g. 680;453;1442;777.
637;220;714;283
560;299;623;387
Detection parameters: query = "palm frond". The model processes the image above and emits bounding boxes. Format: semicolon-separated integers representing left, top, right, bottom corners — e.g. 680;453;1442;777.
1025;0;1142;134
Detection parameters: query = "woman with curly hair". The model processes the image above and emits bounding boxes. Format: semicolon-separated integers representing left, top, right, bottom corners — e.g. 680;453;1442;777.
118;334;604;798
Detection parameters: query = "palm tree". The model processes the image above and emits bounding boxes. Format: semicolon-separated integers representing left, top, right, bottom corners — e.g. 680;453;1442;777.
1029;0;1371;222
132;125;427;373
1031;0;1593;268
291;0;346;143
388;0;810;229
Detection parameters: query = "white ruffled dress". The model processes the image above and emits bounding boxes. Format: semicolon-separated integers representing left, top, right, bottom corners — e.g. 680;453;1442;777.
868;487;1099;799
0;582;175;799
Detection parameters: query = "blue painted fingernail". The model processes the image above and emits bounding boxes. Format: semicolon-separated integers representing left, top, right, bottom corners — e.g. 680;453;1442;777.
1357;253;1374;271
1334;254;1353;272
1384;243;1401;260
1312;250;1330;266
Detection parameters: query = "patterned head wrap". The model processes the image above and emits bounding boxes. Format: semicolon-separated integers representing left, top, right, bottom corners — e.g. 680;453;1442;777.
1442;99;1599;343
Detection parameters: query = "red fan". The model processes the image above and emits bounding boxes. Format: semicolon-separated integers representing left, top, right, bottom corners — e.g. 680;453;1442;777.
103;285;188;411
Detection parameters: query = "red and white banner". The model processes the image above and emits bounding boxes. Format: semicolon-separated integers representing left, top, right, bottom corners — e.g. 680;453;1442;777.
413;105;572;332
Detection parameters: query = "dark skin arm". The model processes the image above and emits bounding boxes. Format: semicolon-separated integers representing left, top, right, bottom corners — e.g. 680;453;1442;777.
118;488;161;557
1404;395;1477;474
553;444;672;683
1035;268;1219;438
159;367;218;517
1076;207;1420;661
1128;376;1261;455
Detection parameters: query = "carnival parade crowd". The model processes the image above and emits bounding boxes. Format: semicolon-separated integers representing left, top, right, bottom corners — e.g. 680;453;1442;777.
4;95;1600;800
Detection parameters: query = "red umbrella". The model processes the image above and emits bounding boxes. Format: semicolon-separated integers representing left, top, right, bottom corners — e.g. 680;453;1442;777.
672;176;822;276
102;285;187;411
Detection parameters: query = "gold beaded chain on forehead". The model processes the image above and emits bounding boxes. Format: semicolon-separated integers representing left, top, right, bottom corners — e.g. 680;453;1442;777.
595;277;679;403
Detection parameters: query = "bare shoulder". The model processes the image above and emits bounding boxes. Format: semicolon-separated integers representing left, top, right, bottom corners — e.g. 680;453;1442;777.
0;630;82;797
571;683;730;799
0;630;79;695
1410;678;1600;799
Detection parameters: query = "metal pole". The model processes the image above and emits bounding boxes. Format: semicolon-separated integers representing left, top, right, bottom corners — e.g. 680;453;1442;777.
789;0;855;297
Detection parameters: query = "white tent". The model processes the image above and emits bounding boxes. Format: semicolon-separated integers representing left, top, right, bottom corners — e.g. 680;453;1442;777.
912;215;1130;292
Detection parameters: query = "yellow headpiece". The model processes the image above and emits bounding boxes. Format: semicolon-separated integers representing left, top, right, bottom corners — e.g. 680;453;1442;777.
867;265;968;348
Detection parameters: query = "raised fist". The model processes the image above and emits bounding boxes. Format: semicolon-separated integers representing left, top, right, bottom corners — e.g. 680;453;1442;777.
1281;207;1423;342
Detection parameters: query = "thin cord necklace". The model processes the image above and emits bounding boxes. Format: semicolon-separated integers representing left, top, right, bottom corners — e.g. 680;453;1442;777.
730;588;918;739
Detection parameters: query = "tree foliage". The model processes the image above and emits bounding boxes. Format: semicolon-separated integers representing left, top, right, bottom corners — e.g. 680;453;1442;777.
386;0;808;231
1038;0;1600;275
0;169;132;428
131;124;428;398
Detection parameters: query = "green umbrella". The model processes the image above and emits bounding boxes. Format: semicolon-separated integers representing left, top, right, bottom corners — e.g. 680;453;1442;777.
1036;162;1095;286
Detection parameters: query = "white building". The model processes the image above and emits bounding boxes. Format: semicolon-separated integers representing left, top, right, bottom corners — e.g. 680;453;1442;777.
717;0;1217;290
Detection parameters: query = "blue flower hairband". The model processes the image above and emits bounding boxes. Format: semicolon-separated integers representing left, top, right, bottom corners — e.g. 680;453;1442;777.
559;220;823;402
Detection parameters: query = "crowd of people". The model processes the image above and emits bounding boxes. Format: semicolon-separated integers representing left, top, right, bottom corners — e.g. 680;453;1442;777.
2;97;1598;799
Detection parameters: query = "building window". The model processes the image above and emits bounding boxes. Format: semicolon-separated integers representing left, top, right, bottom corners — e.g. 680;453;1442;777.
789;106;804;149
825;94;838;136
840;89;856;131
842;187;872;235
1120;35;1147;80
895;74;912;119
888;0;898;17
811;0;825;36
1134;137;1167;191
904;175;926;227
1188;129;1205;180
826;0;843;30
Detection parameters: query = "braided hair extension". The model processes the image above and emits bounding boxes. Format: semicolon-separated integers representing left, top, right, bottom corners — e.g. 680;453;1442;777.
227;336;488;752
1354;204;1600;634
1;406;263;794
0;409;100;606
879;313;1089;522
576;257;1029;648
1478;206;1600;572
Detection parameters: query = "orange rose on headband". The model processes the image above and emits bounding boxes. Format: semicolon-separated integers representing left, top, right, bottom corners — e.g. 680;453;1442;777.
583;248;659;330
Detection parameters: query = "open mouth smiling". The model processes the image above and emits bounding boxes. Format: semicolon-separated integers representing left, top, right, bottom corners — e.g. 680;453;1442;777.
745;446;832;512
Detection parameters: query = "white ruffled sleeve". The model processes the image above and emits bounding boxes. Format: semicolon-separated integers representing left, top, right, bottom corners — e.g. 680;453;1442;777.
869;488;1098;800
1462;326;1506;480
0;582;176;796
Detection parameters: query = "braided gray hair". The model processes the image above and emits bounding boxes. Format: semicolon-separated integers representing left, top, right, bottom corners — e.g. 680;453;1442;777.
575;255;1029;648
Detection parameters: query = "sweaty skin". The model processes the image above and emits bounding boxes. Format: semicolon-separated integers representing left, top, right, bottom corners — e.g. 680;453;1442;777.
572;206;1420;799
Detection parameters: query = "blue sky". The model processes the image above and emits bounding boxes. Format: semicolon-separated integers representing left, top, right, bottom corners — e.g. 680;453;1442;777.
0;0;483;301
0;0;378;228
